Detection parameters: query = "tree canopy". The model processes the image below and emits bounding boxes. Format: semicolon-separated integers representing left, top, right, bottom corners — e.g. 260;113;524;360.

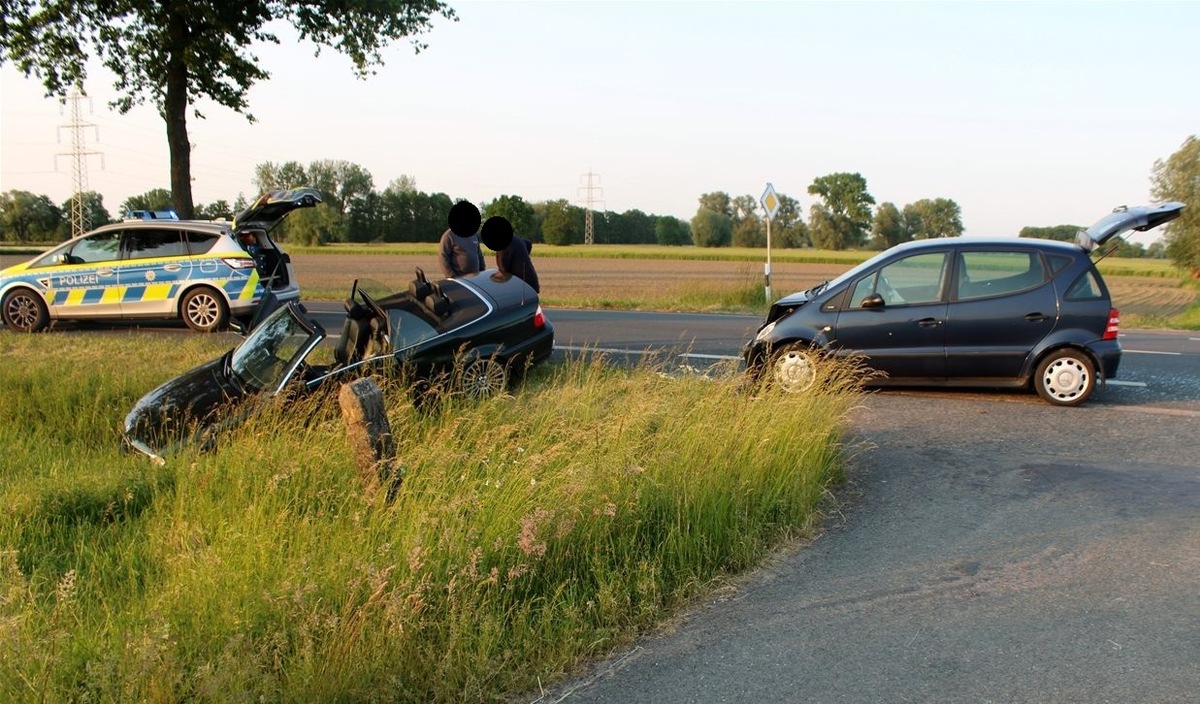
1151;135;1200;277
903;198;963;239
0;1;455;218
807;172;875;249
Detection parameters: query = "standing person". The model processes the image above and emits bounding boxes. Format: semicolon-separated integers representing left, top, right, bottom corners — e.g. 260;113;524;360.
481;216;539;293
438;200;485;278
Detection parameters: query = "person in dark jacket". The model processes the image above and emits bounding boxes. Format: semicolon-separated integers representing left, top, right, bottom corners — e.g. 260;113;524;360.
438;201;485;278
480;216;539;293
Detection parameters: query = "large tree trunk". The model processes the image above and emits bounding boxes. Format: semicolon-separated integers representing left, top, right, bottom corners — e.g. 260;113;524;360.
163;26;194;219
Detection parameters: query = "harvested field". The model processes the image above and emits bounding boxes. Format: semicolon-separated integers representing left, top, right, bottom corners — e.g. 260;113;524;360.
290;252;843;306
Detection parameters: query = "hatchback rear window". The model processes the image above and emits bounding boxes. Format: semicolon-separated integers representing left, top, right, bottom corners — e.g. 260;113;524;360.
185;232;220;255
1064;270;1105;301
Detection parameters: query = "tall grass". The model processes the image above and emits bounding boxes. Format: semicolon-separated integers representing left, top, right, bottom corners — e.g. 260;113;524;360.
0;333;859;701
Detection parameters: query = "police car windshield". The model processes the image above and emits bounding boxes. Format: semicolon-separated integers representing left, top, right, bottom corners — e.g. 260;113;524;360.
229;305;314;391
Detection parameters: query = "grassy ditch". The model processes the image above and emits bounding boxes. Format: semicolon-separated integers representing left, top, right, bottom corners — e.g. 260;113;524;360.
0;333;860;702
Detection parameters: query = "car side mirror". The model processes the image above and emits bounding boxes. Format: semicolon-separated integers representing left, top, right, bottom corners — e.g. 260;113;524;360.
228;319;247;336
860;294;886;309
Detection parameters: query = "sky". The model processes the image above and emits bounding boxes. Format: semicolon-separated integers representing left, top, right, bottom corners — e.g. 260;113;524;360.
2;1;1198;242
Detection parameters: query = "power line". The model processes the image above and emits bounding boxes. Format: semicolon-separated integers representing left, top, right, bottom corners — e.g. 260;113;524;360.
55;89;104;237
577;170;605;245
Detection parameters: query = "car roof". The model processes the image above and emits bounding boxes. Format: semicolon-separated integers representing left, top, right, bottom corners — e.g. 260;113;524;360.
84;219;232;238
882;236;1083;256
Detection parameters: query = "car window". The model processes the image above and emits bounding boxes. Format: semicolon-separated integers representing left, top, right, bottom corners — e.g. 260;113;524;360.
1064;270;1104;301
851;252;947;307
185;231;220;255
124;229;187;259
389;307;440;349
957;251;1046;301
67;232;122;264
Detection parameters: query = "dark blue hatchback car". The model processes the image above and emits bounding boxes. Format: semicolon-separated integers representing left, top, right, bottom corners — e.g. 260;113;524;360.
743;203;1184;406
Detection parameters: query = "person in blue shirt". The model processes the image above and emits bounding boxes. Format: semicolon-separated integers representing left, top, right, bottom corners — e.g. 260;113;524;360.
481;216;539;293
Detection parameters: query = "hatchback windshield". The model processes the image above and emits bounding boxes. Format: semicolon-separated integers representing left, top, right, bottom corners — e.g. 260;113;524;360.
230;305;316;391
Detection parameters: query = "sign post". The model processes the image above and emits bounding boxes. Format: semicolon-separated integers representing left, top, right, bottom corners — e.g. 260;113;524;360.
760;182;780;302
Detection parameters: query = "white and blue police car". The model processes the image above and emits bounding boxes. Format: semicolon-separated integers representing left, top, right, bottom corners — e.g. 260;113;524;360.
0;188;320;333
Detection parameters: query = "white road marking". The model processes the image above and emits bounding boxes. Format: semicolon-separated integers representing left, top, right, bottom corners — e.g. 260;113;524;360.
1124;349;1181;355
1106;379;1147;387
556;345;740;361
1109;406;1200;419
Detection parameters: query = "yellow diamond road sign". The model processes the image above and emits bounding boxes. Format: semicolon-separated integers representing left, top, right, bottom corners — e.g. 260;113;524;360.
761;183;780;220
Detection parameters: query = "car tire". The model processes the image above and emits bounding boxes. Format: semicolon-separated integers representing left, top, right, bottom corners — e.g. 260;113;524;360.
2;287;50;333
458;356;509;400
1034;349;1095;406
180;287;229;333
769;343;818;393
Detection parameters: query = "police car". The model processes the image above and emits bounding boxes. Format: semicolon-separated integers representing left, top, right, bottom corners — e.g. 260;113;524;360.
0;188;320;333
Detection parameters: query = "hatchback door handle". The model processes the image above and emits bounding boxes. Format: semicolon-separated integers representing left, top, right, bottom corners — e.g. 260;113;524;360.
916;318;943;328
1025;313;1050;323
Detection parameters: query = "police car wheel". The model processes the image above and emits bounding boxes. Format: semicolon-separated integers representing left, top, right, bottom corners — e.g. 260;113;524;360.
2;288;50;333
181;287;229;333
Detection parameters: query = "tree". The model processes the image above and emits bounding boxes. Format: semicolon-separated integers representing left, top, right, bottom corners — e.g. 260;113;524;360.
731;194;765;247
484;195;537;240
870;202;907;250
903;198;963;239
195;199;233;221
1;1;455;219
1019;225;1082;242
120;188;174;215
773;193;810;248
255;161;310;193
698;191;734;218
655;216;690;246
0;190;62;242
1151;135;1200;276
60;190;111;237
691;207;732;248
807;173;875;249
540;199;581;246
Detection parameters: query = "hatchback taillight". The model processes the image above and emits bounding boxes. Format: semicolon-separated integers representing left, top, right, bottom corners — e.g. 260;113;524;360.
223;257;258;270
1103;308;1119;340
533;305;545;329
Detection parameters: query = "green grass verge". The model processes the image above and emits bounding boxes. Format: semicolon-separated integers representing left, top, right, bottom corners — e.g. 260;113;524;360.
0;334;859;701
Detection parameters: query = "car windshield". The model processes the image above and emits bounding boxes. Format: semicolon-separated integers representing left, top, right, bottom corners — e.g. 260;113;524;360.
230;304;318;391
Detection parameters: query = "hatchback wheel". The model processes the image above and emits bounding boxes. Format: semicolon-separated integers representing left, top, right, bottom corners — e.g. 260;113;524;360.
2;288;50;333
770;344;817;393
1034;349;1095;406
181;287;229;333
459;357;508;400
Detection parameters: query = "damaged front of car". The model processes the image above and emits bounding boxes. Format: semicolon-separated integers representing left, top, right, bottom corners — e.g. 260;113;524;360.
123;302;326;462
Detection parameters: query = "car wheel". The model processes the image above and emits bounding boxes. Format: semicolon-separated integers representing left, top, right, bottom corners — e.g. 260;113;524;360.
1034;349;1095;406
180;287;229;333
770;344;817;393
2;288;50;333
459;357;509;400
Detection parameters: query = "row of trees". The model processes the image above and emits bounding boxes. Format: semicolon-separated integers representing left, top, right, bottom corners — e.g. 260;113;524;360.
0;163;1157;261
6;140;1198;264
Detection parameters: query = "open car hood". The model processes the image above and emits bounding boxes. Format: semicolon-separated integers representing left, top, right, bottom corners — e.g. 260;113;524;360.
234;188;323;231
1076;202;1185;252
